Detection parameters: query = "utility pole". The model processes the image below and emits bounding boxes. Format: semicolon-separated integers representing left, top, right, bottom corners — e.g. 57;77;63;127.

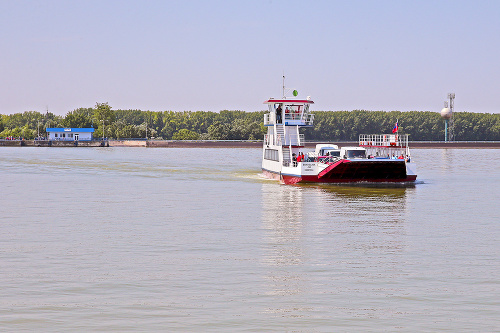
447;93;455;141
440;93;454;142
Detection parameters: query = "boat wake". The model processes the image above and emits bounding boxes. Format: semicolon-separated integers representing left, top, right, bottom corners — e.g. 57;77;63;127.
234;171;277;183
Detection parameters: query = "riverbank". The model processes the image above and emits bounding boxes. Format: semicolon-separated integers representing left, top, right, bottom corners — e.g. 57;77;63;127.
147;140;500;149
0;139;109;147
2;139;500;148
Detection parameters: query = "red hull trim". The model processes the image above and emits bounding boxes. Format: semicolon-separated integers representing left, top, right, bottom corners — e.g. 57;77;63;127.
263;169;416;185
264;99;314;104
283;174;416;184
262;169;303;184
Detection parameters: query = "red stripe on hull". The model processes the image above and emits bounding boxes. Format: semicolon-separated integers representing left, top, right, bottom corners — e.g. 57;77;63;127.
281;175;302;185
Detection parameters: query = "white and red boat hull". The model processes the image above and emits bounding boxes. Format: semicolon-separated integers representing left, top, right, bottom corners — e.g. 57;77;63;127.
263;159;417;185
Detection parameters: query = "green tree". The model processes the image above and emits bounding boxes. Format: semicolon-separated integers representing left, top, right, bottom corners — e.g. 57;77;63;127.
21;124;36;139
93;102;114;122
93;102;115;138
63;108;94;128
207;121;230;140
172;129;200;140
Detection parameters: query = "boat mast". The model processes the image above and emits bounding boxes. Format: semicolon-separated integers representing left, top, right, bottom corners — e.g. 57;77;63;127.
282;73;285;98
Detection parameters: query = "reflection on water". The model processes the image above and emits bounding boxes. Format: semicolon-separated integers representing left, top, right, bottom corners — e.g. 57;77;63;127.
301;182;414;197
440;149;455;173
260;182;413;319
261;185;305;266
260;184;307;318
261;184;304;284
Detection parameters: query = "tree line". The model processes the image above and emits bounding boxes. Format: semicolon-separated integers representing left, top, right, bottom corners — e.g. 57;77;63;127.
1;103;499;141
303;110;500;141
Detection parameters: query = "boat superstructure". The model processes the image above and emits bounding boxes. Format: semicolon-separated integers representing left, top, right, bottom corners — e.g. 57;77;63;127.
261;95;417;184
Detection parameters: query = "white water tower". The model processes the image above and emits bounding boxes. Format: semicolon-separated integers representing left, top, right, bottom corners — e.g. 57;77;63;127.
441;93;455;141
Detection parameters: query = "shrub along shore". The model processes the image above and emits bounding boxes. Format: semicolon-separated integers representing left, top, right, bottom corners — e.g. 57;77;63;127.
1;103;500;142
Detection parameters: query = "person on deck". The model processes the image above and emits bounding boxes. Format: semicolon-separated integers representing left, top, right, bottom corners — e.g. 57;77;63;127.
276;104;282;123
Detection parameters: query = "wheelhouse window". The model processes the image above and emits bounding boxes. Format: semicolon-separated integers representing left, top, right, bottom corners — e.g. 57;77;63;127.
283;104;304;120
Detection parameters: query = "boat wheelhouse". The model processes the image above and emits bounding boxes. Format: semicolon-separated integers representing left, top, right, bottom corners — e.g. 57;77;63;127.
261;94;417;184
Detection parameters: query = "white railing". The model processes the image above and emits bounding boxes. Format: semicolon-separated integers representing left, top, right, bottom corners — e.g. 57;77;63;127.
286;133;305;146
264;134;282;146
359;134;411;158
359;134;409;147
305;113;314;125
264;113;272;125
264;133;304;146
283;112;302;121
264;112;314;126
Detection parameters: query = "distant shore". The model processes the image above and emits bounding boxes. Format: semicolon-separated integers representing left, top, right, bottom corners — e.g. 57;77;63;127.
1;139;500;148
147;140;500;149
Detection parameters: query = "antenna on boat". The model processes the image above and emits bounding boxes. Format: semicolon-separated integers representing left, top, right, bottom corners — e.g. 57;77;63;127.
282;73;297;98
282;72;286;98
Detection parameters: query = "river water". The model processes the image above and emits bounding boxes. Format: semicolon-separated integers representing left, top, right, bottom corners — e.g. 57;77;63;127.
0;147;499;332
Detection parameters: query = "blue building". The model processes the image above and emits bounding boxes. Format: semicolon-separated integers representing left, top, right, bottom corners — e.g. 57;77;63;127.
46;128;95;141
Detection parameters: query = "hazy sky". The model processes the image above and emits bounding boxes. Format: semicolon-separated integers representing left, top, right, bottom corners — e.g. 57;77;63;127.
1;0;499;115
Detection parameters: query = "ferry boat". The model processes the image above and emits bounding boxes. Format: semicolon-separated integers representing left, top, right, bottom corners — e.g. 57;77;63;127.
261;94;417;185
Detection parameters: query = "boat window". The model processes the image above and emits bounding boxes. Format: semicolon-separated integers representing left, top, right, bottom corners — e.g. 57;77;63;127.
324;150;340;157
264;149;279;162
347;150;366;158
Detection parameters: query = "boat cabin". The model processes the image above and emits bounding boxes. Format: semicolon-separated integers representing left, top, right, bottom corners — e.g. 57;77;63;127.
341;147;366;159
263;98;315;127
315;144;340;157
